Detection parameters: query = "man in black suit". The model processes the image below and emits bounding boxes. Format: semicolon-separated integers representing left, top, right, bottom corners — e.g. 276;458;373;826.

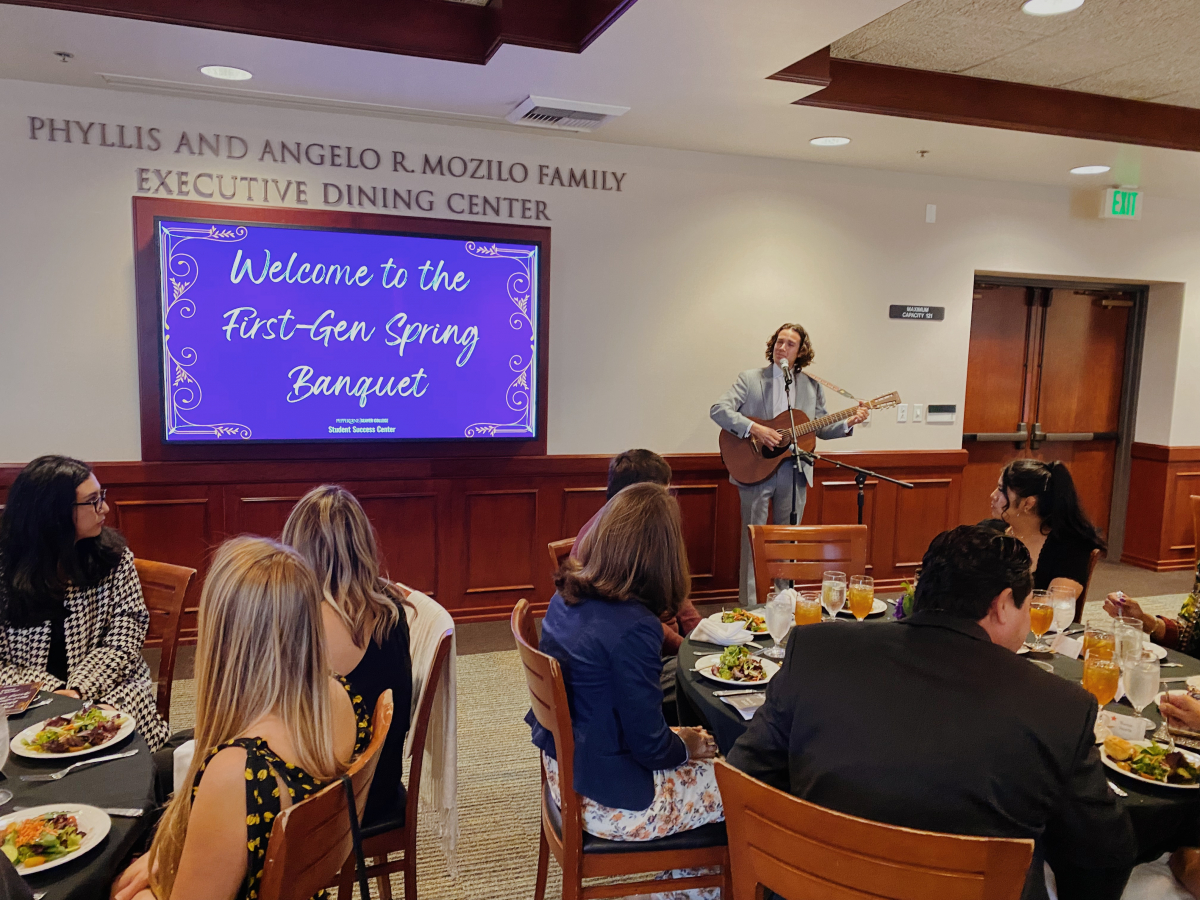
727;525;1136;900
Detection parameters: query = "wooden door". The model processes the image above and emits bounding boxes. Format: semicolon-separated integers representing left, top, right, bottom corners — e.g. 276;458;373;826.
961;284;1131;537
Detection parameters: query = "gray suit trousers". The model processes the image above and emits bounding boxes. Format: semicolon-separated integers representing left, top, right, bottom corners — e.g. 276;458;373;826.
738;459;807;605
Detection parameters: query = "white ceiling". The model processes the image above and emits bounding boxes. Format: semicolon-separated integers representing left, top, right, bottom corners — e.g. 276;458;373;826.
2;0;1200;199
833;0;1200;107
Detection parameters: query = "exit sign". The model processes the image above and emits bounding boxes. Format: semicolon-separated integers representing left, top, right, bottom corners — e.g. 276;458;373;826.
1102;187;1142;220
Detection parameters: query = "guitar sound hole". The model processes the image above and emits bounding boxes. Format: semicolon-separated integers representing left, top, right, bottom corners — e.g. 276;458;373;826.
762;445;788;460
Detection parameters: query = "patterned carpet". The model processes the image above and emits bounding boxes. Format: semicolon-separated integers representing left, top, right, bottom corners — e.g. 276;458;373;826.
160;592;1192;899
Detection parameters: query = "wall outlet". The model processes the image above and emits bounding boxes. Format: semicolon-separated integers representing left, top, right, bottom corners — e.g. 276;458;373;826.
896;403;908;423
913;403;924;423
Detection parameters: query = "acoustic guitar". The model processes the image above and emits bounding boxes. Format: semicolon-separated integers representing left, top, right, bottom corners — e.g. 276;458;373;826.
718;392;902;485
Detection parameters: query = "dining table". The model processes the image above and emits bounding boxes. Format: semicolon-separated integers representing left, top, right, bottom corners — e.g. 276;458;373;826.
2;692;156;900
676;600;1200;865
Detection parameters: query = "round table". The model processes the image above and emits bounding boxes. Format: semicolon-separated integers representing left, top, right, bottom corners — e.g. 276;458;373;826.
2;693;156;899
676;604;1200;864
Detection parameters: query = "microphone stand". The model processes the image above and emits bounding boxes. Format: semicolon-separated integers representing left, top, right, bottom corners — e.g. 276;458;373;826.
782;366;913;526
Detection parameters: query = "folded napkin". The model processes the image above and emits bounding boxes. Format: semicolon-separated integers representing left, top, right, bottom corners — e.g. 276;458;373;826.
690;618;756;646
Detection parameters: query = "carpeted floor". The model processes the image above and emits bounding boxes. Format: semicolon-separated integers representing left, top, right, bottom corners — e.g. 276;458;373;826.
158;591;1193;899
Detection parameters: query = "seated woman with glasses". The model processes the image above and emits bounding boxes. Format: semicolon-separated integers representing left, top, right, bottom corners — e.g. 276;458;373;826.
0;455;167;750
986;458;1105;600
526;482;722;882
281;485;413;827
111;536;366;900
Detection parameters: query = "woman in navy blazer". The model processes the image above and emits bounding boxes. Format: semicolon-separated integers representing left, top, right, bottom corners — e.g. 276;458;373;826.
527;482;723;847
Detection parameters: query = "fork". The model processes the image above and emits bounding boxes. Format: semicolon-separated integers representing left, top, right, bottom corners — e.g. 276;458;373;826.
19;748;138;781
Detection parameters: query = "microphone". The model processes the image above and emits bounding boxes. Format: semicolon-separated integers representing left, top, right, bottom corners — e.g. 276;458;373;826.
778;357;793;385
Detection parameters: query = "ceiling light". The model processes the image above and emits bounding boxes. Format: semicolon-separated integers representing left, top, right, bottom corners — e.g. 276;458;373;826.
810;136;851;147
199;65;252;81
1070;165;1111;175
1022;0;1084;15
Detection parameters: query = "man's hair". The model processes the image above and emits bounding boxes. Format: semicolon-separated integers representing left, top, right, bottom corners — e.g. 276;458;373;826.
912;525;1033;620
607;449;672;500
765;323;815;369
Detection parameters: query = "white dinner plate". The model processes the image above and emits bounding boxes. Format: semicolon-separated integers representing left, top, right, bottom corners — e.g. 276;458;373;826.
694;653;780;686
11;710;135;759
835;599;888;617
0;804;111;875
705;611;770;638
1143;642;1168;661
1101;741;1200;790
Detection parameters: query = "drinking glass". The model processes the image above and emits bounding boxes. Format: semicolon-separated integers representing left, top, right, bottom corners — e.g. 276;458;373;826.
763;594;794;659
1027;590;1054;651
847;575;875;621
1125;656;1161;720
1113;617;1145;670
1048;585;1076;634
0;713;10;806
794;591;823;626
821;571;847;619
1083;624;1115;661
1082;657;1120;707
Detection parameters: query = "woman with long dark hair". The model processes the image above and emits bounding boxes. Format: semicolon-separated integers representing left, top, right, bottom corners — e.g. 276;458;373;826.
988;458;1104;599
0;455;167;749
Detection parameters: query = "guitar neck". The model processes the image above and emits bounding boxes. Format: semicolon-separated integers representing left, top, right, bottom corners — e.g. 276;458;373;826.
783;406;855;440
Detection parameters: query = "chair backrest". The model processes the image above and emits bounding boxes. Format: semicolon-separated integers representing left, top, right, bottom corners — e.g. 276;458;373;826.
511;599;583;856
134;558;197;723
713;759;1033;900
1073;547;1104;623
1192;495;1200;565
404;626;454;830
748;524;868;604
257;690;394;900
547;538;574;582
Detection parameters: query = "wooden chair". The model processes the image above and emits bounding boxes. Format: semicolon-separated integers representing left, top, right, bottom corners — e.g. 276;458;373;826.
512;598;729;900
134;558;196;723
258;690;394;900
548;538;574;581
333;628;455;900
1072;547;1105;624
1192;495;1200;565
748;524;868;605
713;759;1033;900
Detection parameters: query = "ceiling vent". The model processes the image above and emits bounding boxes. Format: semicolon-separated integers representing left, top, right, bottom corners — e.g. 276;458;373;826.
506;96;630;132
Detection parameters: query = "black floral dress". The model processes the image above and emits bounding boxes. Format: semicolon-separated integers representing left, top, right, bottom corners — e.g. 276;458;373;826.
191;678;371;900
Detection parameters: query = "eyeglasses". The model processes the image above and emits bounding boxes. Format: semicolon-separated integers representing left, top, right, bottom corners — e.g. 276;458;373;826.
74;488;107;514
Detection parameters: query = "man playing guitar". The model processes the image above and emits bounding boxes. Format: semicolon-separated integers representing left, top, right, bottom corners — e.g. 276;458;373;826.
710;323;869;604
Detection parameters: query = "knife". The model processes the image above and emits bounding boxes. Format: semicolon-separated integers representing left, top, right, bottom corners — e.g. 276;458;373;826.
13;805;144;817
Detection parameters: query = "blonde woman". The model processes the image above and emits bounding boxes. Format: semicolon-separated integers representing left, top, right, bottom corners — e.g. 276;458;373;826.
110;537;367;900
282;485;413;826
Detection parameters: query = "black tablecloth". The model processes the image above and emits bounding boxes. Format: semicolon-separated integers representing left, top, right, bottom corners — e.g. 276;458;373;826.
2;693;155;899
676;606;1200;864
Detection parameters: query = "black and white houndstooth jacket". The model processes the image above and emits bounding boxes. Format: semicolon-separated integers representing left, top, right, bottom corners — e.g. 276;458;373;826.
0;548;169;750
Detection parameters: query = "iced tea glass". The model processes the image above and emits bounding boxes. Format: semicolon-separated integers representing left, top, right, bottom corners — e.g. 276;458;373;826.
1084;624;1115;661
1028;590;1054;652
1082;656;1120;708
795;591;823;626
847;575;875;621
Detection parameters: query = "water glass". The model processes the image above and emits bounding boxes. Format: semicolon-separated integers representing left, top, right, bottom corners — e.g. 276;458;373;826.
1125;656;1160;718
1048;585;1076;633
762;594;794;660
821;571;847;618
794;591;823;626
1113;617;1145;669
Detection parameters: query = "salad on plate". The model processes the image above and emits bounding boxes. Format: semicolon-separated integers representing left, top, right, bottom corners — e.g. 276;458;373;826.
23;706;125;754
1;812;86;869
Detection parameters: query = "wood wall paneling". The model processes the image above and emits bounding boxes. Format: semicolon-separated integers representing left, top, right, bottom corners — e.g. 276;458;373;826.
1121;444;1200;571
0;450;969;626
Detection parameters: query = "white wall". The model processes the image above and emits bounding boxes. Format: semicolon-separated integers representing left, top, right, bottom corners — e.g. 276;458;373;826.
1;77;1198;462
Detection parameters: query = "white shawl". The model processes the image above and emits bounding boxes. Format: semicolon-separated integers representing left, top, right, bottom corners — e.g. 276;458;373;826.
401;587;458;876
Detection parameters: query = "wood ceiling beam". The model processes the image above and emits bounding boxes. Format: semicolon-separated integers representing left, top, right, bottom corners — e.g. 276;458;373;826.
2;0;638;65
771;48;1200;153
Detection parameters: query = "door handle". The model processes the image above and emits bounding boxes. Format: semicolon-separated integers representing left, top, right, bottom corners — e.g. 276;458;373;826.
963;423;1028;443
1031;427;1118;442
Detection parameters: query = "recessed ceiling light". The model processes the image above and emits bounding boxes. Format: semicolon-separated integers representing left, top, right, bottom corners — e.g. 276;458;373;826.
1022;0;1084;16
810;136;851;147
1070;164;1111;175
199;65;252;81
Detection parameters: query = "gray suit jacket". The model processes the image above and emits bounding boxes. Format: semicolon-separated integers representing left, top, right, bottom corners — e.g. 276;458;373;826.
710;365;851;486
